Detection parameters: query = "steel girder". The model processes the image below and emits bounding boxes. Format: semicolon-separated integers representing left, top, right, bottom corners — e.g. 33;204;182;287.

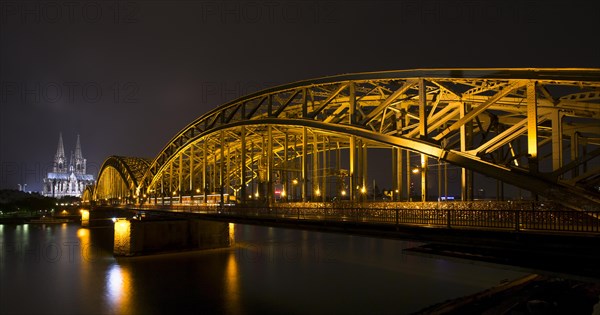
98;69;600;210
94;156;151;200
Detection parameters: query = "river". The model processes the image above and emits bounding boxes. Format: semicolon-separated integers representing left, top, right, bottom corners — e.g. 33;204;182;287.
0;222;526;314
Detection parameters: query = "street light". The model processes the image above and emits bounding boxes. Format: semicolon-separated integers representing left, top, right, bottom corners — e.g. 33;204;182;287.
292;179;298;201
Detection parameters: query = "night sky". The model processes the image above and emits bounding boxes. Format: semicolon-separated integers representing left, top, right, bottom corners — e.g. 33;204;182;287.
1;0;599;192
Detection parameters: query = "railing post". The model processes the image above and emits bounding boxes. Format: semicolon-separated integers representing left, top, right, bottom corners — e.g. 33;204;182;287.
447;209;451;228
515;210;520;232
395;209;399;226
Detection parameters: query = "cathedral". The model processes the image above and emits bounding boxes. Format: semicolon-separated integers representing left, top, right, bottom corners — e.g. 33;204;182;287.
42;133;95;198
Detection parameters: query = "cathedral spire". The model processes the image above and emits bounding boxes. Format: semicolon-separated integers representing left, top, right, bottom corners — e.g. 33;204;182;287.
53;133;66;173
55;132;65;159
75;134;82;160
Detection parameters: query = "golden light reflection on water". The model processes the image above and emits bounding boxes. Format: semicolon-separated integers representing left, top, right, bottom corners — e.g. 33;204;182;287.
106;264;132;313
77;228;88;238
77;228;91;261
224;251;241;314
229;223;235;246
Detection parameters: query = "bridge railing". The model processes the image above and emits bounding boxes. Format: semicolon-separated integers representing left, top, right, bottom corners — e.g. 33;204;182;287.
122;203;600;234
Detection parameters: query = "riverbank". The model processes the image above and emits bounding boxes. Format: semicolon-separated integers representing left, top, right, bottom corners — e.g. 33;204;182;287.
414;274;600;314
0;214;81;224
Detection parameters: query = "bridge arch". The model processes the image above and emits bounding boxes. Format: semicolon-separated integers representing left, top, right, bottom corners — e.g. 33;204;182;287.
94;156;151;203
99;69;600;210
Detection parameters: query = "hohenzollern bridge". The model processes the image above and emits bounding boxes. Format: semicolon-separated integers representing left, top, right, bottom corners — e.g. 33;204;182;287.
86;69;600;217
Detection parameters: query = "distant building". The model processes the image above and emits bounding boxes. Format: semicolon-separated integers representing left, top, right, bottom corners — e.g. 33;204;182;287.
42;133;94;198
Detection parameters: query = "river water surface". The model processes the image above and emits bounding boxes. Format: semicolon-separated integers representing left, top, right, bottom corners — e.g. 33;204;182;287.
0;222;526;314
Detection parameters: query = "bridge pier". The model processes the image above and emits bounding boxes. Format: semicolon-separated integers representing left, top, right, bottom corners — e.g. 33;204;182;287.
113;219;232;256
81;208;129;227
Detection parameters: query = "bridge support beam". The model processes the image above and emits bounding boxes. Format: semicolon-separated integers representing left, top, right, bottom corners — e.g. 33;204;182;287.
302;127;308;202
571;131;580;178
313;131;319;201
460;102;474;201
552;110;563;172
421;154;428;202
349;135;356;202
527;82;539;174
240;126;246;203
392;109;404;202
267;126;274;206
203;141;207;204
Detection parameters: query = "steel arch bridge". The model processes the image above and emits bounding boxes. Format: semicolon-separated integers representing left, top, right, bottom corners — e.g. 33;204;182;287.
93;69;600;211
94;156;151;203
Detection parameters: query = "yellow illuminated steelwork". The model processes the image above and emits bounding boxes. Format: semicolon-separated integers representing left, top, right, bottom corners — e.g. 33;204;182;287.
92;69;600;212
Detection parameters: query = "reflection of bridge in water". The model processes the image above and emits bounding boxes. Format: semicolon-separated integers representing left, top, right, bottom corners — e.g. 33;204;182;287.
86;69;600;233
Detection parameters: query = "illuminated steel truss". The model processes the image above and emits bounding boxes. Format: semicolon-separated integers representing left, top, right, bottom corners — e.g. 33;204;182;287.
94;69;600;210
94;156;151;201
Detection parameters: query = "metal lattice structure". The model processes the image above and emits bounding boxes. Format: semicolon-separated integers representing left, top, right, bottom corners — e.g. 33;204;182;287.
94;156;151;201
94;69;600;210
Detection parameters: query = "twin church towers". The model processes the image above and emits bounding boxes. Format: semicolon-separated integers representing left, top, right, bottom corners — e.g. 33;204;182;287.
42;133;95;198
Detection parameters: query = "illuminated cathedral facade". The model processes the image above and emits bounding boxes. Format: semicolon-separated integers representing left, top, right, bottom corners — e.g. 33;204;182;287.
42;133;95;198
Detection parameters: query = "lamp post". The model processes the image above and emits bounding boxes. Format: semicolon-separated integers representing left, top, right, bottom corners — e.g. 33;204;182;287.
411;166;420;201
292;178;298;201
360;185;367;202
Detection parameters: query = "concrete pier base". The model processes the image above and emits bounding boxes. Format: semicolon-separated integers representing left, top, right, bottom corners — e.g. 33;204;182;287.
81;210;90;227
81;208;134;227
113;219;232;256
